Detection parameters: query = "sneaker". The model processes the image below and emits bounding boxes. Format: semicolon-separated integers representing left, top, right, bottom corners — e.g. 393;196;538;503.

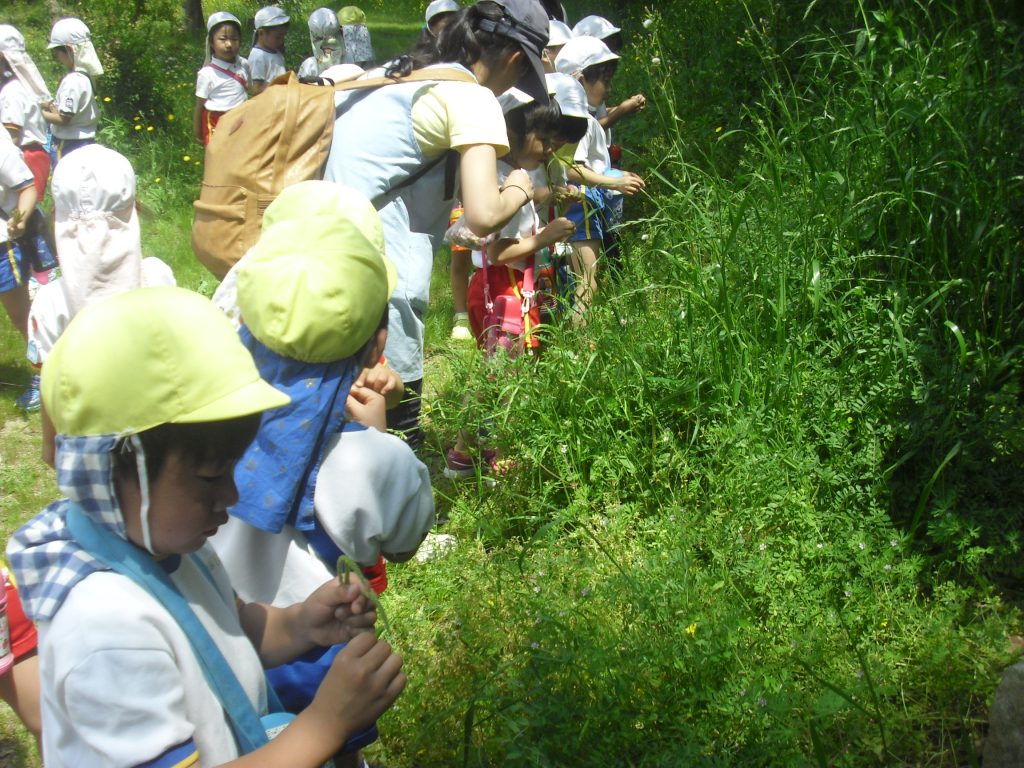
443;447;478;479
450;312;473;341
15;374;41;413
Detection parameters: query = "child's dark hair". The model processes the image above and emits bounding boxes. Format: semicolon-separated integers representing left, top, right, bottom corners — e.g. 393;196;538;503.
581;59;618;85
208;20;241;42
387;1;525;78
603;32;623;54
356;306;390;366
506;100;586;148
113;415;262;481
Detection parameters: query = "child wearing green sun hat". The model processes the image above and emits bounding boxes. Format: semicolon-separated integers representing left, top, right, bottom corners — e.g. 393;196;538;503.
7;286;405;766
209;181;434;762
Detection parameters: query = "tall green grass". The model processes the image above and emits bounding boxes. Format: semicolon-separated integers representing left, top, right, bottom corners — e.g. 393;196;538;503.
378;2;1023;765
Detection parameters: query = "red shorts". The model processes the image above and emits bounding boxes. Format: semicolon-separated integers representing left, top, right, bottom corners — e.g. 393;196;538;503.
200;108;226;146
20;144;51;198
1;571;37;670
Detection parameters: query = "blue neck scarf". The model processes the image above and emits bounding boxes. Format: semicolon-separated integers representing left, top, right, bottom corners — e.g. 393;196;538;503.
230;326;360;533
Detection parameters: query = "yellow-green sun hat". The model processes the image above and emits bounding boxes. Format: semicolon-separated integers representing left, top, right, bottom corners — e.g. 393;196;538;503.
237;181;396;364
337;6;366;25
42;287;290;437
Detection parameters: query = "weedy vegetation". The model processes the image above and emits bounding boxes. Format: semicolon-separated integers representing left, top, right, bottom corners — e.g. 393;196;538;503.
1;0;1021;766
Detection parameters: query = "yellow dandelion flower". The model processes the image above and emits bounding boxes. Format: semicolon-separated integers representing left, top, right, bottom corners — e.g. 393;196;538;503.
167;113;175;121
182;155;191;162
103;96;111;103
715;126;723;133
194;160;201;166
134;124;142;131
686;623;698;637
154;177;162;183
147;126;154;132
133;116;140;122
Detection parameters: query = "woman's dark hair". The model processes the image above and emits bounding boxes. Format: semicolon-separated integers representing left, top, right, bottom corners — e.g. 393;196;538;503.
539;0;566;22
581;59;618;85
113;415;262;481
386;1;524;78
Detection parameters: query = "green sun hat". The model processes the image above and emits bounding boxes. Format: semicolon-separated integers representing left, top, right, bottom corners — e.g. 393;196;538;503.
237;181;396;364
42;287;290;437
337;6;366;25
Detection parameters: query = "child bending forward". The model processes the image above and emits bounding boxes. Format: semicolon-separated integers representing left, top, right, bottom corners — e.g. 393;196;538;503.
7;287;404;767
444;86;585;477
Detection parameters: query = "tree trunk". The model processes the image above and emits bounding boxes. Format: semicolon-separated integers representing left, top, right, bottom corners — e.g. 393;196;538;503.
183;0;204;33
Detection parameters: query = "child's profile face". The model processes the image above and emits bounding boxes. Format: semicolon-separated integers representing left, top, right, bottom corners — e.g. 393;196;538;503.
210;24;241;62
514;131;563;171
52;46;73;71
120;449;240;556
581;72;611;108
257;24;289;52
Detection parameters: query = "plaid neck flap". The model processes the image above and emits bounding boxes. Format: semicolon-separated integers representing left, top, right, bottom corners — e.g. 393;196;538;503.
7;434;128;620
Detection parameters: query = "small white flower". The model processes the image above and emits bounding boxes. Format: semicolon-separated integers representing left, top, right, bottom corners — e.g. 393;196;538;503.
559;444;568;454
643;18;654;29
890;539;898;547
620;317;628;327
640;233;649;241
533;586;541;594
858;542;866;550
530;641;540;650
758;543;767;551
816;543;824;549
651;57;661;65
884;564;892;571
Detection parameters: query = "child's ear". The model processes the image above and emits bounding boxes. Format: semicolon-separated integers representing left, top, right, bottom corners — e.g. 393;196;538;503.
505;49;524;70
361;327;388;368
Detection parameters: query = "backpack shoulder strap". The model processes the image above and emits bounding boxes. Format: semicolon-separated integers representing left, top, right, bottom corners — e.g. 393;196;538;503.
331;66;477;93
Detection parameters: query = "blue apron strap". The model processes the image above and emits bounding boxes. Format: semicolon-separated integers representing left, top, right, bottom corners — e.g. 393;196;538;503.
65;504;270;754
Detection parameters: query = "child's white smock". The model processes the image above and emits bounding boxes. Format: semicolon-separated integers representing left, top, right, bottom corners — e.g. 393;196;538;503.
195;57;250;112
212;425;434;607
323;63;508;383
51;71;98;140
0;78;48;146
37;546;267;766
247;47;285;85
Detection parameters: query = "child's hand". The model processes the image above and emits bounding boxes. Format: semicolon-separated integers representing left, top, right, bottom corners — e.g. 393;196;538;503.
299;574;378;648
6;210;26;239
611;172;646;196
346;383;387;432
623;93;647;114
551;185;583;205
354;363;403;410
542;217;577;244
310;631;405;736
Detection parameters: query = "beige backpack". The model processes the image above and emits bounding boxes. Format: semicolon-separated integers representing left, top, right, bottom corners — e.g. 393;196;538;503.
192;68;474;279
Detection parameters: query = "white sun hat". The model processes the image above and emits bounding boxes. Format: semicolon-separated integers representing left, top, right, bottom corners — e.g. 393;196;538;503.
572;15;620;40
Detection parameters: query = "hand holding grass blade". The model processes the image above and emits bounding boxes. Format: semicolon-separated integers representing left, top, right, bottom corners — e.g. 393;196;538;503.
337;554;392;637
